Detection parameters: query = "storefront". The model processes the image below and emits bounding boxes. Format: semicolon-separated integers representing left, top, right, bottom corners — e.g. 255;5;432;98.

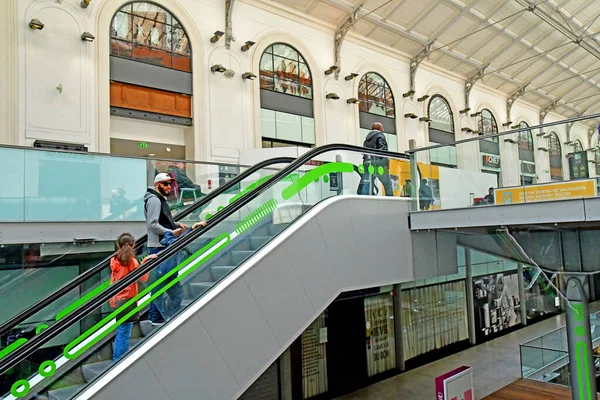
481;153;501;185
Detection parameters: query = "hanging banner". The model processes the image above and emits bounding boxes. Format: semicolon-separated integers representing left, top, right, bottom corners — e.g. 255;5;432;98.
364;294;396;377
495;179;596;205
435;366;474;400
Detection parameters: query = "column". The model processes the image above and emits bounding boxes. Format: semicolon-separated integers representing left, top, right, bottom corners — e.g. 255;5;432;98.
465;248;477;345
0;0;18;145
393;283;405;371
517;263;528;327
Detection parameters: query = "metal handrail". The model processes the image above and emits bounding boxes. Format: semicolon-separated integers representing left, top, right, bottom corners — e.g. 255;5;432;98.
0;143;408;374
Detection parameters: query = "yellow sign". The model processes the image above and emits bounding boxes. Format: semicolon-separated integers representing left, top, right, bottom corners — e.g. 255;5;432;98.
495;179;597;205
387;159;441;209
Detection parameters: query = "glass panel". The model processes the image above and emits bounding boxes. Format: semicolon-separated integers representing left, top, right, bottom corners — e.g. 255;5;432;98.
172;28;190;55
111;12;132;41
358;73;395;120
429;96;454;133
111;38;133;58
133;44;172;68
0;147;24;221
261;109;277;139
273;44;299;60
275;112;302;143
260;44;312;99
386;134;398;152
302;117;315;145
365;294;396;376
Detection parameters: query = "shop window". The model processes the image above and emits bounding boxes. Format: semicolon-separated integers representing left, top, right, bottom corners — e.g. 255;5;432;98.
300;312;328;398
428;95;457;167
364;294;396;377
259;43;314;148
549;132;562;180
358;72;397;152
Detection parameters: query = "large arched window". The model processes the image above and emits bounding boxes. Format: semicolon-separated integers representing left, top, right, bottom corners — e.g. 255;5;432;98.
111;3;191;71
518;122;535;185
109;2;193;135
574;140;584;152
478;109;501;179
428;95;456;167
259;43;314;148
549;132;562;181
358;72;397;152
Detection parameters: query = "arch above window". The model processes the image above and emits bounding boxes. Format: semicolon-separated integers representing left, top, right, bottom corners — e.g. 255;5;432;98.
573;139;584;152
428;95;454;133
111;2;191;72
358;72;395;119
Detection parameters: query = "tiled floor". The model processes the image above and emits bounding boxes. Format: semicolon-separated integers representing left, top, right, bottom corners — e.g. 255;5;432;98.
341;303;600;400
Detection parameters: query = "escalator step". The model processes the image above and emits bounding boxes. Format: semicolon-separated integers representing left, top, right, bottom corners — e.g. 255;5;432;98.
189;282;215;298
249;236;273;250
48;384;86;400
231;251;255;265
210;266;235;281
81;360;113;383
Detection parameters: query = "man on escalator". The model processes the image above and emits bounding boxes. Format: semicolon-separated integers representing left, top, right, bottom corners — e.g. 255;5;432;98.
357;122;393;196
144;173;187;325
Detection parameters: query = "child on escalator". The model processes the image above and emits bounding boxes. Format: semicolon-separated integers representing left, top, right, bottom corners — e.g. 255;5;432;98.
110;233;155;361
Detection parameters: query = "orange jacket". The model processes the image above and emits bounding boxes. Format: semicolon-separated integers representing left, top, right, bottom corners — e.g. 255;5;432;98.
109;257;149;308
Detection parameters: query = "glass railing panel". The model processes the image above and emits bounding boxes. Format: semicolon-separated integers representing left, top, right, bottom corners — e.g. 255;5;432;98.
0;148;25;222
410;117;600;212
0;148;409;400
521;345;544;378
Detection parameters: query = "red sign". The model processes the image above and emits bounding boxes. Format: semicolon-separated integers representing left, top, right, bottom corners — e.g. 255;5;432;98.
207;179;212;190
435;366;473;400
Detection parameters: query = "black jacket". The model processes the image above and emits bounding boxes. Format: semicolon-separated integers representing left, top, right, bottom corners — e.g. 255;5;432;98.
363;130;389;166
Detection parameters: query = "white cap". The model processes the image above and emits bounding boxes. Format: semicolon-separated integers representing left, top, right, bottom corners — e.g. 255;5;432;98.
154;173;173;184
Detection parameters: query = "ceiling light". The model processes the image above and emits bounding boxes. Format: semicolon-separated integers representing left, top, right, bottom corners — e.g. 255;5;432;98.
536;131;546;137
470;112;482;117
242;72;257;80
504;139;516;144
474;130;483;136
148;153;156;157
538;147;549;152
345;73;359;81
211;64;226;73
404;113;418;119
511;124;520;129
461;127;473;133
502;121;513;127
419;117;431;122
346;98;360;104
565;141;573;145
417;95;430;102
403;90;415;98
81;32;95;42
29;18;44;30
325;66;338;76
326;93;340;100
166;147;171;152
241;41;255;52
210;30;224;43
459;108;471;114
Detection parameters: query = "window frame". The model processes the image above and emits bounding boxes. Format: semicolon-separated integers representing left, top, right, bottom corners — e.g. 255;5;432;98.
428;95;455;134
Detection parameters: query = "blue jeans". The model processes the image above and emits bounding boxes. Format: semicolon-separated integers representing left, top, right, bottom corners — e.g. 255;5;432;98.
148;247;184;323
113;322;133;361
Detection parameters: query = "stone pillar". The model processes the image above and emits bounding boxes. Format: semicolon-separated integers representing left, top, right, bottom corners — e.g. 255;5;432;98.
0;0;19;145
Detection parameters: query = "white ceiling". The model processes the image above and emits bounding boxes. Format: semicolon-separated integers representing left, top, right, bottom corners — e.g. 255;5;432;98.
272;0;600;128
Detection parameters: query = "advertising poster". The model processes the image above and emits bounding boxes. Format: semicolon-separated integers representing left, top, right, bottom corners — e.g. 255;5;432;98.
523;269;561;320
301;313;328;399
387;159;441;209
435;366;474;400
473;272;522;338
568;151;589;180
495;179;596;205
364;294;396;377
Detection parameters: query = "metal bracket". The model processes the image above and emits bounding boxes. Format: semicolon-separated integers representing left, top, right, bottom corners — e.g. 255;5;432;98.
333;3;363;79
464;65;487;111
539;99;561;124
506;84;529;124
225;0;236;49
409;42;434;98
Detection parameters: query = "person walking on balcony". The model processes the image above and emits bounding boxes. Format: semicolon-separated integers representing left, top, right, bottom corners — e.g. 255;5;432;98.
419;179;433;210
144;173;187;325
357;122;393;196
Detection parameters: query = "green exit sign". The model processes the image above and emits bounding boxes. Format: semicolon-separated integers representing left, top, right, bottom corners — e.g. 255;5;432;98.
138;142;148;148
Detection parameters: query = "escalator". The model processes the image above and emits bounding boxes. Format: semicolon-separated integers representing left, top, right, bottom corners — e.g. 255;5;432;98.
0;145;417;400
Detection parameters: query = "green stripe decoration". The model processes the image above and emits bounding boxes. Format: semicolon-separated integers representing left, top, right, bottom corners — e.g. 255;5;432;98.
63;233;231;360
0;338;27;362
235;199;278;235
281;162;354;200
229;175;272;205
55;280;111;322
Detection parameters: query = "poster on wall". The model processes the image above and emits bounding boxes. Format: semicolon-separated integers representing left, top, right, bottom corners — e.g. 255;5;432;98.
364;294;396;377
523;269;561;320
301;313;328;399
473;272;522;338
495;179;596;205
387;159;442;209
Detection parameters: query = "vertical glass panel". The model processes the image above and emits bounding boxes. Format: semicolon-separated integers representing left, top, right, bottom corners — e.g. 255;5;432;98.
302;117;316;145
261;109;277;139
386;134;398;152
428;96;454;133
0;147;25;221
172;28;190;55
148;22;170;51
23;151;147;221
273;44;299;60
111;12;132;41
365;294;396;376
275;111;302;143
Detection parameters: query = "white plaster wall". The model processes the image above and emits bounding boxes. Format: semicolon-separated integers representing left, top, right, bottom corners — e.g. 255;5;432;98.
2;0;595;179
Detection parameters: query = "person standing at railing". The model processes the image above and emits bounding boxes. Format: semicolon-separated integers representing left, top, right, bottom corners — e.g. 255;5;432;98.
144;173;188;325
357;122;393;196
110;233;155;361
419;179;433;210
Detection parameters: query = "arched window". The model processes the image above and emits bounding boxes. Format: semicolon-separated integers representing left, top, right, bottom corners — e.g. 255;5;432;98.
111;3;191;71
478;109;501;179
574;139;584;152
428;95;456;167
357;72;397;152
259;43;314;148
549;132;562;181
109;2;193;135
518;122;535;185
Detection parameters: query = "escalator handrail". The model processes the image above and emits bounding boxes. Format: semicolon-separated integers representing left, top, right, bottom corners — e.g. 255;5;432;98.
0;144;407;374
0;157;294;339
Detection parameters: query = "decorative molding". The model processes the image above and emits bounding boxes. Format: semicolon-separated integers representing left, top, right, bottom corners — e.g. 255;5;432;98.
0;0;18;145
